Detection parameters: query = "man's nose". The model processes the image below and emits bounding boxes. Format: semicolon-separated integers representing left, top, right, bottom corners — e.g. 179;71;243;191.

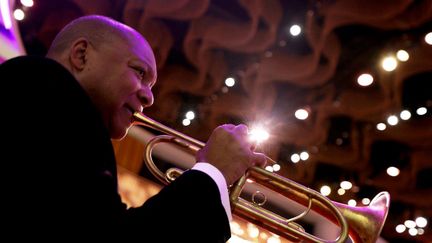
138;88;154;107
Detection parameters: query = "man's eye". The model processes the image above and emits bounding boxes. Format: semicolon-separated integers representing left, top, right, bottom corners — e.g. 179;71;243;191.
132;67;145;79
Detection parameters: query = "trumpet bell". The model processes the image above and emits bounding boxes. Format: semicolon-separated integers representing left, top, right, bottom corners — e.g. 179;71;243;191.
231;167;390;243
334;191;390;243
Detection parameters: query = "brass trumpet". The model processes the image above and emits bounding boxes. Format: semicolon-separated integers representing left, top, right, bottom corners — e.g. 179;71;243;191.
133;112;390;243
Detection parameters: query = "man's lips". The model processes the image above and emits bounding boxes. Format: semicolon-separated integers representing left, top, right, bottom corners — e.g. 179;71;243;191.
126;105;143;123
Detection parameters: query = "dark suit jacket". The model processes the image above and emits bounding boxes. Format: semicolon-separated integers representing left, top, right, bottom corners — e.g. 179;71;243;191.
0;56;230;242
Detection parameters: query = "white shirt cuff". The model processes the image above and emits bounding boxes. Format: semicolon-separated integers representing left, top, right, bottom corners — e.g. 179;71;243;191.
191;162;232;221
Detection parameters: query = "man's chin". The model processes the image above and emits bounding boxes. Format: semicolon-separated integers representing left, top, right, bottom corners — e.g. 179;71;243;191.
110;126;129;140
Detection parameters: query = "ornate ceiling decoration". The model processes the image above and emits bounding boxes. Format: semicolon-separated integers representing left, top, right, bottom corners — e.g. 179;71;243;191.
17;0;432;242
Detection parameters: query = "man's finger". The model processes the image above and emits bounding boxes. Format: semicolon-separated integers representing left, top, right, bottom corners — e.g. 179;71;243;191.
252;153;267;168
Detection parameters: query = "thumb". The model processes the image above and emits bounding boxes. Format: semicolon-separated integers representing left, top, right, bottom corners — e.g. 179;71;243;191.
252;152;267;168
250;141;258;151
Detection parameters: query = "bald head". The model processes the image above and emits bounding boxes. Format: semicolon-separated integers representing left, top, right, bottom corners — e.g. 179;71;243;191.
46;15;156;77
46;15;150;59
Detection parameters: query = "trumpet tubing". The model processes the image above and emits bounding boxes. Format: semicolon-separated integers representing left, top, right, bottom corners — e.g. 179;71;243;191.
133;112;390;243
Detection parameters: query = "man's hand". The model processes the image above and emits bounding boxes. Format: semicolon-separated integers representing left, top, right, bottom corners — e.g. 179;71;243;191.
196;124;267;185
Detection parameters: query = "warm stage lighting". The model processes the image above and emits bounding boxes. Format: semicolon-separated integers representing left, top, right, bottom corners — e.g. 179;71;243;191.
396;50;409;61
362;198;370;205
400;110;411;120
395;224;406;233
21;0;34;7
0;0;12;29
13;8;24;21
299;151;309;160
387;115;398;126
357;73;374;86
249;126;270;144
415;216;428;228
416;107;427;115
289;24;301;36
348;199;357;207
408;228;418;236
290;153;300;163
381;56;397;71
182;118;191;126
320;185;331;196
340;181;352;190
337;188;345;195
386;166;400;177
376;123;386;131
225;77;235;87
295;108;309;120
185;110;195;120
425;32;432;45
404;220;416;228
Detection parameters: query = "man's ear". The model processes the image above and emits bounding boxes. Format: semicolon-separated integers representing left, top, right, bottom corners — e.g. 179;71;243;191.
69;38;89;71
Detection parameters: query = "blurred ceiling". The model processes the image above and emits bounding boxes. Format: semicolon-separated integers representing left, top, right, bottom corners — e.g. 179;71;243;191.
15;0;432;242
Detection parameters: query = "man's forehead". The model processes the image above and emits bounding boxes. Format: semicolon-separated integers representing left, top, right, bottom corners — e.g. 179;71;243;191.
114;26;157;77
128;35;156;68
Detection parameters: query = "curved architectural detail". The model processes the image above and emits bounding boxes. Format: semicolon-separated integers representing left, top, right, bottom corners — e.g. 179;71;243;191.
13;0;432;241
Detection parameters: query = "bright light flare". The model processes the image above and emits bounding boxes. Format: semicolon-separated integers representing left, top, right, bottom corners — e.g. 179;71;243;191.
225;77;235;87
387;115;399;126
267;236;281;243
291;153;300;163
362;198;370;205
21;0;34;7
320;185;331;196
416;107;427;115
337;188;345;195
299;151;309;160
348;199;357;207
387;166;400;177
13;9;24;21
295;108;309;120
249;126;269;143
404;220;416;228
247;224;260;238
357;73;374;86
265;166;273;172
185;111;195;120
425;32;432;45
0;0;12;29
415;217;428;228
289;24;301;36
182;118;191;126
340;181;352;190
376;123;386;131
400;110;411;120
381;56;397;72
408;228;418;236
396;50;409;62
418;228;425;235
395;224;406;233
